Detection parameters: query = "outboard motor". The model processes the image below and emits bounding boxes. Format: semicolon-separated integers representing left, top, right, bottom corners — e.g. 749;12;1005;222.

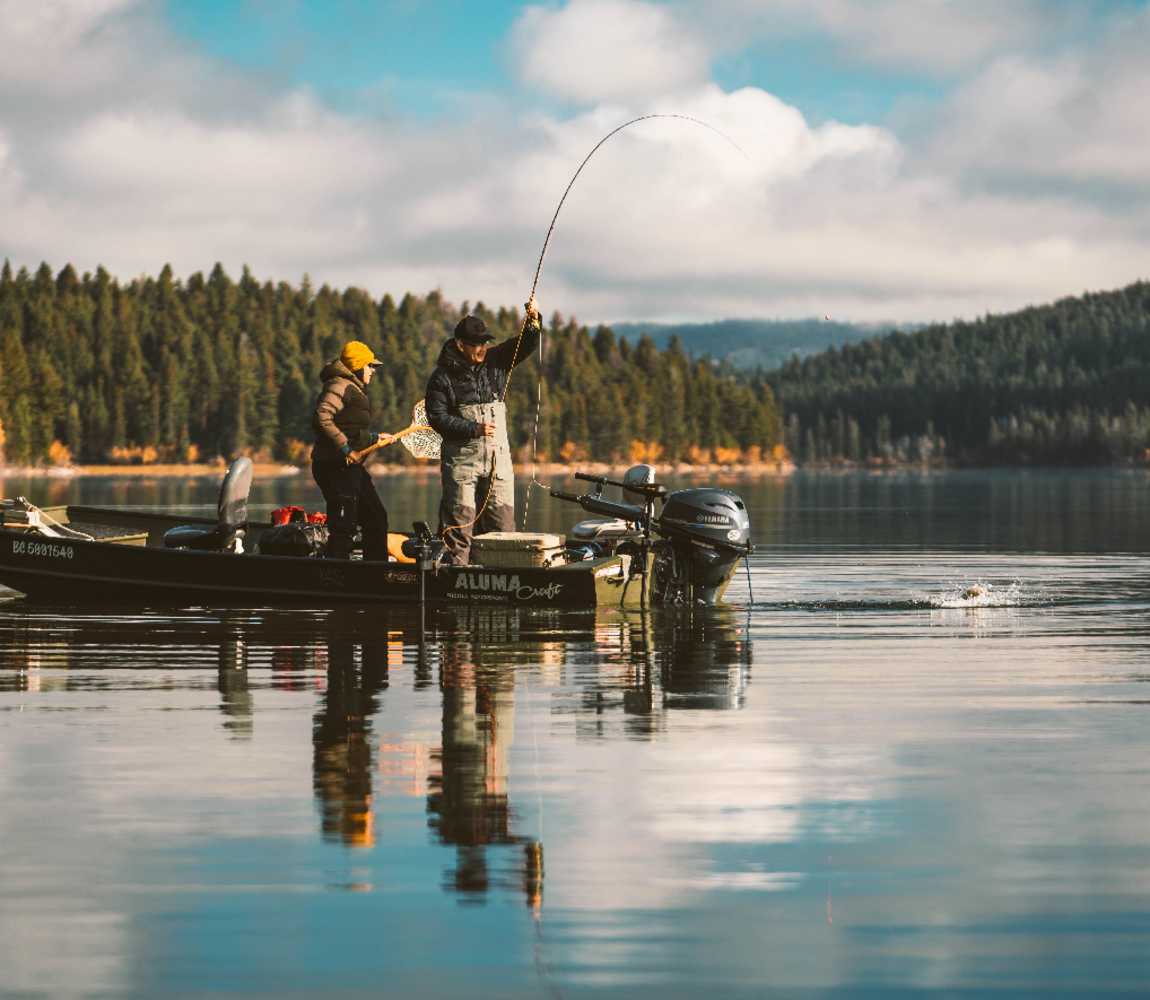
551;469;752;607
653;488;751;606
163;457;253;552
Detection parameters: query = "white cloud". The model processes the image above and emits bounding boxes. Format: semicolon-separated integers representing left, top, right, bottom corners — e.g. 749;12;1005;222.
511;0;710;104
0;0;1147;325
926;7;1150;189
0;0;151;97
700;0;1077;76
804;0;1058;75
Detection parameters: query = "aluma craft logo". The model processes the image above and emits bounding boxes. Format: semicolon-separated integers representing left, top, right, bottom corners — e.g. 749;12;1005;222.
453;571;563;601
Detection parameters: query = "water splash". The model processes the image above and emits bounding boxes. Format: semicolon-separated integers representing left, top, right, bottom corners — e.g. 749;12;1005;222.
929;580;1027;609
754;579;1044;613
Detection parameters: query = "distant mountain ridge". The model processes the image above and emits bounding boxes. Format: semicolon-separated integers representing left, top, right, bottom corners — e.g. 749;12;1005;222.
765;281;1150;465
612;318;887;370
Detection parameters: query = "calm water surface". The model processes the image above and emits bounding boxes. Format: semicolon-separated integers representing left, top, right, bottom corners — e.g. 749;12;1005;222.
2;469;1149;997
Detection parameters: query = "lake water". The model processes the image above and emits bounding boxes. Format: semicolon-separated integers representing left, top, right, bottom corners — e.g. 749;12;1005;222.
2;469;1149;997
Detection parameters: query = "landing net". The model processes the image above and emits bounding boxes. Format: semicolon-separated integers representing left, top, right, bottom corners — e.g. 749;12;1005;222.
399;399;442;460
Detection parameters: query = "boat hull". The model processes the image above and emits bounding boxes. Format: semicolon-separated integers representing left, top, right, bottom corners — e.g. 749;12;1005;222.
0;508;646;609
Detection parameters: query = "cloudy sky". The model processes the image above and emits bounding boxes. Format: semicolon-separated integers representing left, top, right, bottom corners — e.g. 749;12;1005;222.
1;0;1147;323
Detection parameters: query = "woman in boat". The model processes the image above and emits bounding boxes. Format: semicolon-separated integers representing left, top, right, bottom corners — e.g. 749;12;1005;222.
311;341;392;560
425;299;542;565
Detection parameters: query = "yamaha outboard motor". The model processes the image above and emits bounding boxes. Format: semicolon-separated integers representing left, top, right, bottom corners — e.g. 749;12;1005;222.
653;488;751;606
551;469;752;607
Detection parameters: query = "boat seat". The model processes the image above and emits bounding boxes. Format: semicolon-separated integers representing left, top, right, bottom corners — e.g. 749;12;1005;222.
163;457;253;553
387;532;416;564
163;523;233;551
568;467;654;544
570;517;643;542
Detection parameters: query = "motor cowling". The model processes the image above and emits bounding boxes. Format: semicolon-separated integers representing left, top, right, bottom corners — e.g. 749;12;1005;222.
653;488;751;605
657;488;750;550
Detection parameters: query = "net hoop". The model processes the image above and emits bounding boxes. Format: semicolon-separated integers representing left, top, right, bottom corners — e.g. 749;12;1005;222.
399;399;441;460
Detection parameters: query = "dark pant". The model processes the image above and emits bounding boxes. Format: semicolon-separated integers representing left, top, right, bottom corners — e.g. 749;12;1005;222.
312;459;390;561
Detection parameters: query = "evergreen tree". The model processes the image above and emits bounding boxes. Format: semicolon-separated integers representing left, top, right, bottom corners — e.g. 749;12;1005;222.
0;261;785;467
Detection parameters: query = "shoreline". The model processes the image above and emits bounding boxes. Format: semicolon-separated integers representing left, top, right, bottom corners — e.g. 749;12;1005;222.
0;460;798;479
6;459;1149;479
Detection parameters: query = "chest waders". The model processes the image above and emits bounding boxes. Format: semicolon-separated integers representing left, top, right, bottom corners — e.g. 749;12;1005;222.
439;401;516;565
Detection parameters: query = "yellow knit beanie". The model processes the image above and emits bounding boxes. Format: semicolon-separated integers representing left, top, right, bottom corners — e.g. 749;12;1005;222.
340;341;378;371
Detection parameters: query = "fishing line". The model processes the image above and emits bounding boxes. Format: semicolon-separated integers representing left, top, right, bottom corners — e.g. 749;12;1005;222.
527;113;749;303
445;114;750;535
510;113;751;528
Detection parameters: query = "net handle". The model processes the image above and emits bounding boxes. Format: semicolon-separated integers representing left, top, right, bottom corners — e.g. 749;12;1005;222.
353;420;434;461
348;398;437;462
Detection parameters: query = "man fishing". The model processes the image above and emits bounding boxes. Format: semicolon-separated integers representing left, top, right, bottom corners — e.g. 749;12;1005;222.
426;299;543;564
312;340;393;561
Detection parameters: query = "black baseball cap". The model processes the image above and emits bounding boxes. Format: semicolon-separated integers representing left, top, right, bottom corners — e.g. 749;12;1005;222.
454;315;495;345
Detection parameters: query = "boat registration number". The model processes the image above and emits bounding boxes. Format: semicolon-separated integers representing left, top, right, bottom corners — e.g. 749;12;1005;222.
12;539;75;560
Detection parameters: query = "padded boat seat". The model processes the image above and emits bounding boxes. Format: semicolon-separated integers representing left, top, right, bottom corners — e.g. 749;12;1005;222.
387;532;416;564
163;523;232;551
571;517;642;543
162;457;253;553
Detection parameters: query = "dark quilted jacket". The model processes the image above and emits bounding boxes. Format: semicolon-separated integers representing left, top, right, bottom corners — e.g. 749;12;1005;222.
425;322;540;442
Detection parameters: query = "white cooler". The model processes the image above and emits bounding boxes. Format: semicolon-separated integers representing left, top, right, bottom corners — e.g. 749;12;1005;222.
470;532;567;568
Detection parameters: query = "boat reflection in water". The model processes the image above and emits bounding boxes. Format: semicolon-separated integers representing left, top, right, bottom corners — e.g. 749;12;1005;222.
427;609;547;912
311;632;392;850
0;600;750;917
217;636;253;740
421;605;751;910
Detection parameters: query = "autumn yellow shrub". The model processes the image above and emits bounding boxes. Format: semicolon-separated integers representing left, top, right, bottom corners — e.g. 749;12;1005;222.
629;440;664;463
559;440;588;463
47;440;72;467
283;439;312;466
107;444;159;465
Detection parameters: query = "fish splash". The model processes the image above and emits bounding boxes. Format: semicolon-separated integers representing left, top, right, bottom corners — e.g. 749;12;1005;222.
930;580;1026;609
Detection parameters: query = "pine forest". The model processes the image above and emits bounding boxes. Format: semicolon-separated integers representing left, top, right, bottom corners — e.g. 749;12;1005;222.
0;261;783;469
5;261;1149;471
769;281;1150;466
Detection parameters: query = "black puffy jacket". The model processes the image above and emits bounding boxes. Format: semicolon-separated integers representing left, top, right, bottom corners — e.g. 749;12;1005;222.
425;322;540;442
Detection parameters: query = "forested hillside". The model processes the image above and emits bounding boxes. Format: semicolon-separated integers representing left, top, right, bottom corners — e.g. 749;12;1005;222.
769;282;1150;465
0;261;782;467
613;318;876;370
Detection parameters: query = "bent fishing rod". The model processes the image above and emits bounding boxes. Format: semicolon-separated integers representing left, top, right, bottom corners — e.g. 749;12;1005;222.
510;113;750;527
370;113;750;526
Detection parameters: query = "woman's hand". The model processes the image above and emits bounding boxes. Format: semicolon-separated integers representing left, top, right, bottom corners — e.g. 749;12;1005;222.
525;297;541;325
347;432;394;464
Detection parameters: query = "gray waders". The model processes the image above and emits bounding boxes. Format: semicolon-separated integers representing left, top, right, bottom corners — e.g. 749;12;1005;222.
439;401;515;565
